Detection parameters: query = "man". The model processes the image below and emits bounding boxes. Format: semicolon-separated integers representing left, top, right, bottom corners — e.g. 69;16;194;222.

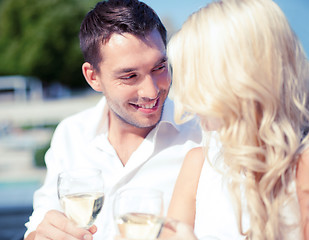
24;0;202;239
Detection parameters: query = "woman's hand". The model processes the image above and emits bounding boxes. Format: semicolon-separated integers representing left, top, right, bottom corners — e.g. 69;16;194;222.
114;219;197;240
160;219;198;240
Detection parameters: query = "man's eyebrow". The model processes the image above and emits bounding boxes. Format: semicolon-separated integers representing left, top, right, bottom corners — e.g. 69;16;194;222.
156;56;168;65
114;56;168;75
114;67;137;75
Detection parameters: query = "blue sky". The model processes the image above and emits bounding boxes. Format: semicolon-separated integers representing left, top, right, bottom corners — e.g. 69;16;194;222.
143;0;309;55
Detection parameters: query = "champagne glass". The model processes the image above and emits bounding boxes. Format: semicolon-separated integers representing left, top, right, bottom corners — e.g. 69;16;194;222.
113;187;164;240
57;168;104;229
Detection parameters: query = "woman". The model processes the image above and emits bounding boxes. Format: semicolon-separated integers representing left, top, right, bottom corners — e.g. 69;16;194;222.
166;0;309;239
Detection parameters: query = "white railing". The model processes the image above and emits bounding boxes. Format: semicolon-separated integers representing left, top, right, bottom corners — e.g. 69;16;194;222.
0;75;43;101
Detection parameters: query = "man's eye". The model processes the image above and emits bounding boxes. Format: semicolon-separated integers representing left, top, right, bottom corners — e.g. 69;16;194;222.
120;74;137;80
153;64;166;72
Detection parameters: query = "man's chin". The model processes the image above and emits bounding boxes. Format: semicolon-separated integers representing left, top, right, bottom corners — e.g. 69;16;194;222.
133;115;162;129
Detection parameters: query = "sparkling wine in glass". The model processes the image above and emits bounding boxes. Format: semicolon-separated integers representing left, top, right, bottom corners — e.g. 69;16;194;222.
57;168;104;229
113;187;164;240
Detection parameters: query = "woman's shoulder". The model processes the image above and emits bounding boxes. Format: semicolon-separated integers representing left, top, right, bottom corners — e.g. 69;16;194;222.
186;147;204;159
176;147;206;194
183;147;205;170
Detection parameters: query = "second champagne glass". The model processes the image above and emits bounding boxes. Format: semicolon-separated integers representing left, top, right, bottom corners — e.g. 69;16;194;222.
57;168;105;229
113;187;164;240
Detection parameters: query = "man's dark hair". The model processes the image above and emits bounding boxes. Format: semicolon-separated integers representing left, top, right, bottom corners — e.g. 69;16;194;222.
79;0;167;71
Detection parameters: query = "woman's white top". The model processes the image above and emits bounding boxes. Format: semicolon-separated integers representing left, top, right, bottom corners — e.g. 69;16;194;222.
194;136;301;240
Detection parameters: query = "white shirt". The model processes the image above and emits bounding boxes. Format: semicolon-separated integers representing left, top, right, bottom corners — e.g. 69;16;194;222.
194;147;249;240
194;135;301;240
25;96;202;240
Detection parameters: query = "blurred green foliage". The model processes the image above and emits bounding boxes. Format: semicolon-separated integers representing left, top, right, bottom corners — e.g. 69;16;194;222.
32;124;58;168
0;0;98;89
34;143;49;167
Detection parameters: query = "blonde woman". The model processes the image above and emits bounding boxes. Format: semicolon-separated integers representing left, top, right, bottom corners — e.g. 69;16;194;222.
165;0;309;239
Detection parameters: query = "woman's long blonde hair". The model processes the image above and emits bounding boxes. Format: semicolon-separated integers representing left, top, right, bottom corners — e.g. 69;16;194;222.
168;0;309;239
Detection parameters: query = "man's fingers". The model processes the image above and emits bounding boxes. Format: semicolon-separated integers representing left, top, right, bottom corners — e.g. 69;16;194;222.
37;210;93;240
89;225;98;234
37;221;76;240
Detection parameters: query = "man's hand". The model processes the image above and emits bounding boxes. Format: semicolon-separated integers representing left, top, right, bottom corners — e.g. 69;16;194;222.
25;210;97;240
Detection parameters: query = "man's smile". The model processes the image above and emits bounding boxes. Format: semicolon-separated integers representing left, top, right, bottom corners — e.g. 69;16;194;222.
130;98;159;111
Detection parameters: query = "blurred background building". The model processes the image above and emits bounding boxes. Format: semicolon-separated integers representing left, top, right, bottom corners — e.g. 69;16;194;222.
0;0;308;239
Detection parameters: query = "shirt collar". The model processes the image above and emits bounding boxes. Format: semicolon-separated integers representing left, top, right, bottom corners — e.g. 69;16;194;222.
155;97;180;132
81;96;107;143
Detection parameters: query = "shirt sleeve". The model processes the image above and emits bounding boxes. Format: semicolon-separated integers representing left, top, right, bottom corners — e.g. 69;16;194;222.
24;134;64;237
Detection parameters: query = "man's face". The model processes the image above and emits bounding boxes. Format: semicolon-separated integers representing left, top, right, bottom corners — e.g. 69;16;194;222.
95;30;171;129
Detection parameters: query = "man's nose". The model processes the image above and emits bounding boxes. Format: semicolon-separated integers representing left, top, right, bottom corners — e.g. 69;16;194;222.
138;75;159;100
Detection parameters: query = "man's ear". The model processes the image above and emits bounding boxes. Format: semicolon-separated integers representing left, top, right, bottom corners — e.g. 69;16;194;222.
82;62;102;92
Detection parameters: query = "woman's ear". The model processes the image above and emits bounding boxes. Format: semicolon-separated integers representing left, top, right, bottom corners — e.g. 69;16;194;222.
82;62;102;92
